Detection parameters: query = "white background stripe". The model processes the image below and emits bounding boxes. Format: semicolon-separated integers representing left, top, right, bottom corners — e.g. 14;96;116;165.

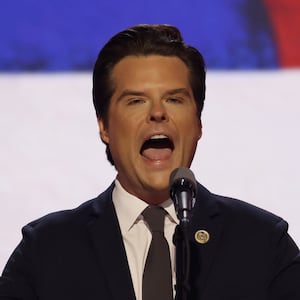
1;71;299;271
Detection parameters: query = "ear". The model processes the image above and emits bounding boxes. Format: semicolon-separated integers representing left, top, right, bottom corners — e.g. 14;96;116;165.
97;118;109;144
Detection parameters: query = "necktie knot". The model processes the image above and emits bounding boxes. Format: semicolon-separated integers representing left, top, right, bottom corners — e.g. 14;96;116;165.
142;206;166;233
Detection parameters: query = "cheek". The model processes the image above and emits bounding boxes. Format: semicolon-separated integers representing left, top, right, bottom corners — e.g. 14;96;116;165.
181;120;202;148
108;121;136;155
177;111;200;132
109;114;130;136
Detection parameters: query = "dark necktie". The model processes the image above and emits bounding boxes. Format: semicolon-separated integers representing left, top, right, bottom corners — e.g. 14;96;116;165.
142;206;173;300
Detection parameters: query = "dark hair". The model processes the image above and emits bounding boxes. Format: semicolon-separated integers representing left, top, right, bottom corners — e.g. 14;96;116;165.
92;24;206;165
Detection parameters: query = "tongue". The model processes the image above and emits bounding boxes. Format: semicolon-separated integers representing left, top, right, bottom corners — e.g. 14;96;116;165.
142;148;172;161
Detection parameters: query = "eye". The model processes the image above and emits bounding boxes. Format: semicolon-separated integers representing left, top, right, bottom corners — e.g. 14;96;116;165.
167;97;183;104
127;98;145;105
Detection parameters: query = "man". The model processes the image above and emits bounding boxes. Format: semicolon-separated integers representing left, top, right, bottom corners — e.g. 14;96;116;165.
0;24;299;300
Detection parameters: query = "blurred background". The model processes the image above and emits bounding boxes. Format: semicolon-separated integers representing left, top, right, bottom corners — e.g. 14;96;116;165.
1;0;300;70
1;0;300;271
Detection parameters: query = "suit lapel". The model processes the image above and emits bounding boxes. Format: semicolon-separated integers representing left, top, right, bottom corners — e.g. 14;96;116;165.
188;183;224;292
85;182;222;298
87;184;136;300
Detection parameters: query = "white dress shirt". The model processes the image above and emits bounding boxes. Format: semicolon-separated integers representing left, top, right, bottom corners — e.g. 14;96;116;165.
112;179;178;300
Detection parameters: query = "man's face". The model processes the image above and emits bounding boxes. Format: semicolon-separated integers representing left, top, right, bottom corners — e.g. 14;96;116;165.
98;55;202;204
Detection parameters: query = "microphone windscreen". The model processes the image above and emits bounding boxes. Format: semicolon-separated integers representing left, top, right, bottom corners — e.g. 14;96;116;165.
169;167;196;190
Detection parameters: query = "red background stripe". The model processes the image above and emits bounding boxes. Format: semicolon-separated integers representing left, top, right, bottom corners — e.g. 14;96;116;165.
263;0;300;67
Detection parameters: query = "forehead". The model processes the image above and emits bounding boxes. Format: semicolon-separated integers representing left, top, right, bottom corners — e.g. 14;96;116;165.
111;55;191;90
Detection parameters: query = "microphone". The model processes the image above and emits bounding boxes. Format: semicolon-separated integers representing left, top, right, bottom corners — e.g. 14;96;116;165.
169;167;197;224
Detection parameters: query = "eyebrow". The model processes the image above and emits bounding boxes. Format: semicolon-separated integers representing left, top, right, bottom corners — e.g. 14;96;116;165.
116;90;146;102
116;88;192;102
163;88;192;98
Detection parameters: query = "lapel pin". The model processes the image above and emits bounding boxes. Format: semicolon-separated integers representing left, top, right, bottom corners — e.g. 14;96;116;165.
195;229;210;244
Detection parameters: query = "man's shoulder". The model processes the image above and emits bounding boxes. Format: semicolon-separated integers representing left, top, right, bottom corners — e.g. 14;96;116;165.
24;183;115;236
218;194;281;224
197;183;283;228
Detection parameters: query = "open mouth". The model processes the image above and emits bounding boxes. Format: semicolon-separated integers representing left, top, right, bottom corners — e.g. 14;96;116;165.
140;135;174;161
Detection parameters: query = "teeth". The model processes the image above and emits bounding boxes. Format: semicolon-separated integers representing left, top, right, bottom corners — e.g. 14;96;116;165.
149;134;168;140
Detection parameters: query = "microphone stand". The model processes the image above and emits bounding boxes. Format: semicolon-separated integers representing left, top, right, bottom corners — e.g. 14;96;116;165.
169;167;196;300
173;219;191;300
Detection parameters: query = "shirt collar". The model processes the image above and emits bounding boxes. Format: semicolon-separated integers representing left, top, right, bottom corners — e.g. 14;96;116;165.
112;179;178;234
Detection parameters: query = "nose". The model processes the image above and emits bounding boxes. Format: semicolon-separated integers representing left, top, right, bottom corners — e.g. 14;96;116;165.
148;101;169;122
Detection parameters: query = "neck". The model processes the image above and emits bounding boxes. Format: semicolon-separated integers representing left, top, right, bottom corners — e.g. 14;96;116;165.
116;179;170;205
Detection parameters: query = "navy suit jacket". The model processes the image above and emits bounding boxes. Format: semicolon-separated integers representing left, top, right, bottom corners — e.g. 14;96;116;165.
1;182;300;299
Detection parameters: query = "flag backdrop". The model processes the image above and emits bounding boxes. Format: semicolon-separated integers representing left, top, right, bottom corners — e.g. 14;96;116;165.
1;0;300;70
0;0;300;271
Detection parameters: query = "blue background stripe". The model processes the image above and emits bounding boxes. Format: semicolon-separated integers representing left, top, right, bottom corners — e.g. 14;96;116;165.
0;0;277;70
